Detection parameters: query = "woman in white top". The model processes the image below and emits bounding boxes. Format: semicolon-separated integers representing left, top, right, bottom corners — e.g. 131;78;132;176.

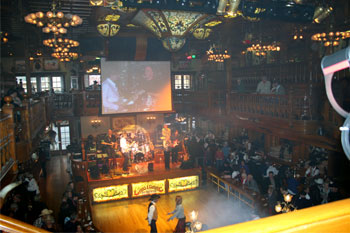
167;196;186;233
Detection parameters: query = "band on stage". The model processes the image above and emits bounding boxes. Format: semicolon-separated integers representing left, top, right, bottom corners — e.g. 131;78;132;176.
85;126;183;173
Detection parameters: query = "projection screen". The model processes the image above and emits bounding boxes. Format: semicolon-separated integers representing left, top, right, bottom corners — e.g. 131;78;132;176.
101;59;172;114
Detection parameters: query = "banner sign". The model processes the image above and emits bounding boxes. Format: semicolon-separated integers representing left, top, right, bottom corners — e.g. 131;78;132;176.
132;180;166;197
93;184;128;202
168;175;199;192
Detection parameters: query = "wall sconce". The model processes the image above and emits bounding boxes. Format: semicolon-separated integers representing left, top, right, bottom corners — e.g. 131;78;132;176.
146;116;156;120
91;119;101;129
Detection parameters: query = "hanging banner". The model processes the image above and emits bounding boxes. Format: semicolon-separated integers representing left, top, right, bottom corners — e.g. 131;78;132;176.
132;180;166;197
168;175;199;192
93;184;129;202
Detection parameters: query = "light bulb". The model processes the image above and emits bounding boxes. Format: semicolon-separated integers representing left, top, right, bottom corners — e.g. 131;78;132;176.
57;12;64;18
36;12;44;18
46;11;53;18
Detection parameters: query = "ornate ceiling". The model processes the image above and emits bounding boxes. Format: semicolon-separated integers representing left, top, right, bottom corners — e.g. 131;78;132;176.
1;0;349;59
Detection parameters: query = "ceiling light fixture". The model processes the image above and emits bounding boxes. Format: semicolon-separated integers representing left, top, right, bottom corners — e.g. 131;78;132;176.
24;0;83;35
132;9;215;52
206;44;230;62
243;43;281;57
311;30;350;47
313;6;333;23
97;14;121;37
52;51;79;62
216;0;241;18
43;37;80;48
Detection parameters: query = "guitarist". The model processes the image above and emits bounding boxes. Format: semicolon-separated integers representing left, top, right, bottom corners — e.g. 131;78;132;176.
102;129;117;158
171;129;181;163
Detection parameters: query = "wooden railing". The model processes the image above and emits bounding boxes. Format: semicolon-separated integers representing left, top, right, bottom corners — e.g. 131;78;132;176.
203;199;350;233
231;61;325;92
229;93;317;121
0;110;16;181
206;169;267;215
1;97;48;164
0;214;49;233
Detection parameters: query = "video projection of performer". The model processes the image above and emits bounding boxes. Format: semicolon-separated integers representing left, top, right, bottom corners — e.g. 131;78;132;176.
101;59;172;114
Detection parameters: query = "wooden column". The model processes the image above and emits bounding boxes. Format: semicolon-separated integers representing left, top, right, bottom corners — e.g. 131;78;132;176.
225;58;232;114
2;100;18;172
292;142;307;163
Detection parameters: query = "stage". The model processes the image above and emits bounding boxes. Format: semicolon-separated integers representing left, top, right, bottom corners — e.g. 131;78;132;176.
87;159;201;204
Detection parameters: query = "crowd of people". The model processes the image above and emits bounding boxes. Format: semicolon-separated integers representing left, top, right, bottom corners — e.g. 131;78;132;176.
1;172;96;232
183;128;346;216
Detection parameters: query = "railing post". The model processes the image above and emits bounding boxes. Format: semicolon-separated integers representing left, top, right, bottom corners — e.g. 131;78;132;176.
2;98;18;172
288;89;293;126
225;58;232;115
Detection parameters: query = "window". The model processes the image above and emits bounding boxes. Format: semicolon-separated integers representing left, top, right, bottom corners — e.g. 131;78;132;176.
173;74;192;90
50;121;70;151
71;76;78;90
89;75;101;86
31;77;37;93
16;76;27;93
174;75;182;89
60;126;70;150
41;77;50;91
183;75;191;89
52;76;62;92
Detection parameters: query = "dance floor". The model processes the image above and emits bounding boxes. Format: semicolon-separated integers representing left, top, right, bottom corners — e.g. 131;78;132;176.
91;186;254;233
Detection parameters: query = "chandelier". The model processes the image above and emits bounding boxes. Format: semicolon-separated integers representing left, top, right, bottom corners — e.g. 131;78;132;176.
24;0;82;35
43;38;79;48
86;65;101;73
311;30;350;47
132;9;216;52
43;37;79;62
206;44;230;62
243;43;281;57
52;51;78;62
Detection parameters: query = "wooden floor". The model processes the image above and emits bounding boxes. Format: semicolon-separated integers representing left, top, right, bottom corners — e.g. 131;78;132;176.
39;155;70;219
91;187;253;233
42;155;253;233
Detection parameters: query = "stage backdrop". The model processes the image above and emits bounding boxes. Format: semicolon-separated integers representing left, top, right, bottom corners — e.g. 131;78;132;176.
101;59;172;114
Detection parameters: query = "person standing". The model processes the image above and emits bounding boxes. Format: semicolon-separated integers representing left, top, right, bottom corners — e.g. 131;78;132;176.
120;133;130;171
147;194;160;233
171;129;181;164
256;76;271;94
162;124;171;148
271;80;286;95
164;141;171;170
103;129;117;157
167;196;186;233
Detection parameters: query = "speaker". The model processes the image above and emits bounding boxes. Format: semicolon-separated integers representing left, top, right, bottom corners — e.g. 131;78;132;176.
101;164;109;174
89;165;100;179
148;162;154;172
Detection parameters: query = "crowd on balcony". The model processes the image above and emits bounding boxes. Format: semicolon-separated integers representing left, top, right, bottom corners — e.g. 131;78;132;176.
183;128;346;216
0;82;25;108
234;76;286;95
